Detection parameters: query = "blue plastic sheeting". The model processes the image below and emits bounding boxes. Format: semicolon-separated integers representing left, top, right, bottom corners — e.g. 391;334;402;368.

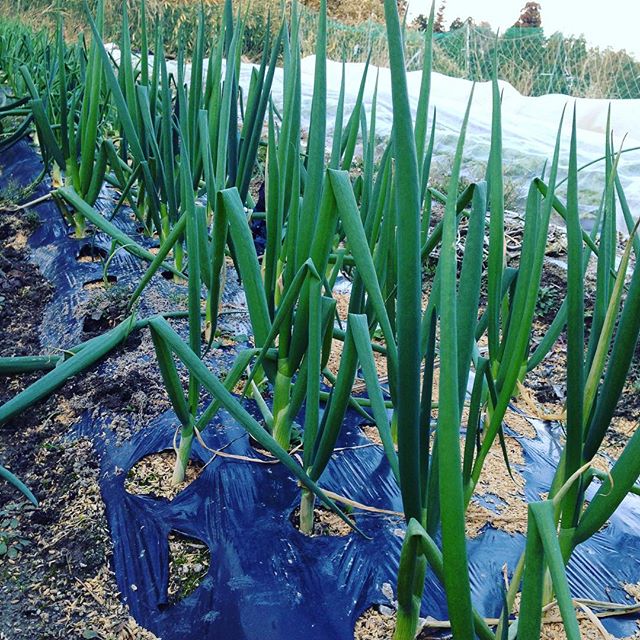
77;408;412;639
2;139;251;350
70;405;639;639
2;139;640;638
518;419;640;637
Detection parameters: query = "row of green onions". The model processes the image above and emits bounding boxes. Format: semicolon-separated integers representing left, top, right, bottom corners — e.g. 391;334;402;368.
1;0;640;636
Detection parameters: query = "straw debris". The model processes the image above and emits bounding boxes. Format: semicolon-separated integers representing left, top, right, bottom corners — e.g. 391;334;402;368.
466;434;528;537
167;532;211;604
125;450;203;500
291;506;355;537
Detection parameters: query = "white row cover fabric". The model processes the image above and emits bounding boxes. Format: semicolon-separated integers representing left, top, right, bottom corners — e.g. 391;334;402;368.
278;57;640;230
108;44;640;229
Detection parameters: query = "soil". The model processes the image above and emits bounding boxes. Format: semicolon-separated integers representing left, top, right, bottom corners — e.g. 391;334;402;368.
290;505;356;537
80;282;131;338
125;450;204;501
355;602;640;640
0;206;166;639
465;432;528;538
165;532;210;606
0;211;53;360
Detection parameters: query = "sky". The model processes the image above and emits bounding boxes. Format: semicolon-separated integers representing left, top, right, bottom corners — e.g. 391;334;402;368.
406;0;640;59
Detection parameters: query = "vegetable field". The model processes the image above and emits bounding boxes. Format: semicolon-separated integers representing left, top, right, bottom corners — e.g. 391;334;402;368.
1;1;640;639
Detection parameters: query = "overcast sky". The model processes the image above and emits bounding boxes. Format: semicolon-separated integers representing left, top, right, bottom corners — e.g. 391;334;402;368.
406;0;640;59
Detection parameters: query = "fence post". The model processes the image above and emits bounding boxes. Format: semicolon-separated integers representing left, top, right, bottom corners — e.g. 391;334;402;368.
466;20;471;77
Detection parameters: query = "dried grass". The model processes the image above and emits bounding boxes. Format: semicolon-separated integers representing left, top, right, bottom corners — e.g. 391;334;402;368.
125;450;203;500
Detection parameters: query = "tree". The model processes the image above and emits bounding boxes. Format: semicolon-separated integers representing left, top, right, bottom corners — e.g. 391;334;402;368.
412;13;430;31
513;2;542;28
449;16;475;31
434;1;446;32
301;0;408;24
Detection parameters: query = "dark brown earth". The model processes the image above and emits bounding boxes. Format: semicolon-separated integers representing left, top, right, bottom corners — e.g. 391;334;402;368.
0;206;164;639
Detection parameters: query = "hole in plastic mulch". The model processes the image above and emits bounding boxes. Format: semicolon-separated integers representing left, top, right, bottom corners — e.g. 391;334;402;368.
67;226;95;238
290;505;356;538
82;275;118;290
359;424;384;447
124;450;204;501
160;531;211;608
247;427;303;459
76;243;108;263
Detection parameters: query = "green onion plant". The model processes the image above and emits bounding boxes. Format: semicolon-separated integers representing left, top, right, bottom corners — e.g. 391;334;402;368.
1;1;640;636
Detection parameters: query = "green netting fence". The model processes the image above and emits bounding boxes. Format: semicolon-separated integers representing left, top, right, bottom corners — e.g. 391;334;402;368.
3;0;640;99
296;8;640;99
